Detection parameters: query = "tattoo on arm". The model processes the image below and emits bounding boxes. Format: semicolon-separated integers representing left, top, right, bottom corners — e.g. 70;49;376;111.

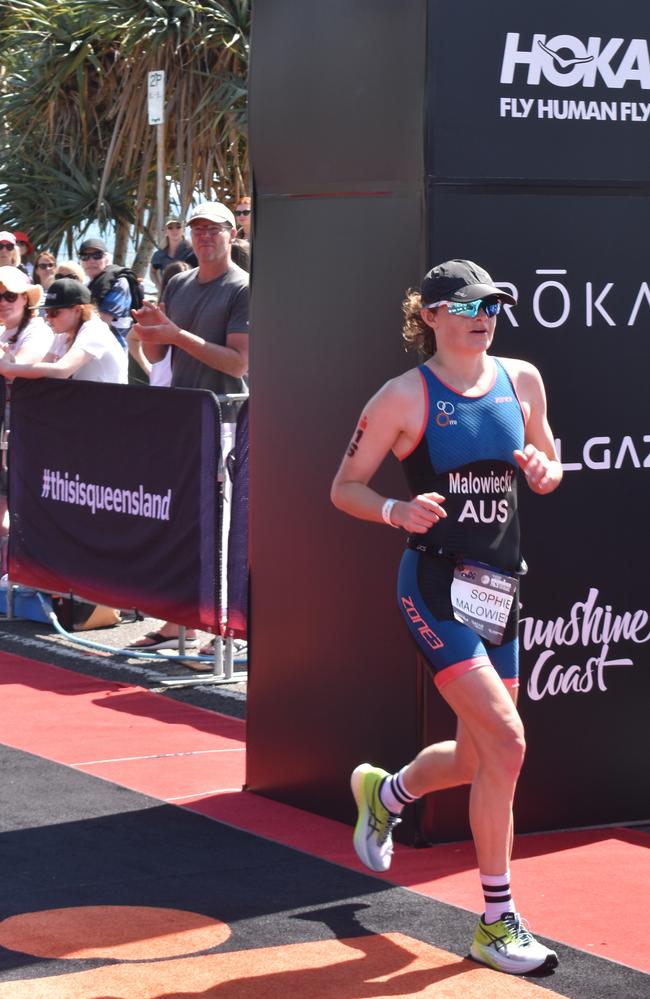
347;415;368;458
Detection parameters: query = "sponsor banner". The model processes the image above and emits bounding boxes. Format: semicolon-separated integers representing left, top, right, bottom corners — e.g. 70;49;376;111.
427;0;650;181
226;400;249;639
8;379;221;630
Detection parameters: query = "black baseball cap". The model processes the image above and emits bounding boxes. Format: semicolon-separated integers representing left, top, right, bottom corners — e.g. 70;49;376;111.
421;260;517;307
44;279;91;309
78;237;108;255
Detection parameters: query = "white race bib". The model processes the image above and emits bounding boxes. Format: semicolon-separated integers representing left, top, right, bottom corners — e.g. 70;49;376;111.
450;561;517;646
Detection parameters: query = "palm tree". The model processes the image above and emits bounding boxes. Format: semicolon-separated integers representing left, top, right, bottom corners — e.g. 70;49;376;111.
0;0;250;269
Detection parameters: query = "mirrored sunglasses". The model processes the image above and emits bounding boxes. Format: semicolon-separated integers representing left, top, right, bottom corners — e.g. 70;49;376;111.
428;298;502;319
37;262;55;269
0;291;19;303
79;250;105;261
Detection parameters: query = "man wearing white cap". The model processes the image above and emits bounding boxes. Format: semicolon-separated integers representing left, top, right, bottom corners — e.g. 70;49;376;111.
130;201;249;652
133;202;248;404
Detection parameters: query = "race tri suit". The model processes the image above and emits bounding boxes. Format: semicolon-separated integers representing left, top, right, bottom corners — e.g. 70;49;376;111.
397;358;525;689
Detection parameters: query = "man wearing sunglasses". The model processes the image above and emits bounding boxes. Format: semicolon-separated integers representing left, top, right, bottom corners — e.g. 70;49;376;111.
332;259;562;976
78;238;142;350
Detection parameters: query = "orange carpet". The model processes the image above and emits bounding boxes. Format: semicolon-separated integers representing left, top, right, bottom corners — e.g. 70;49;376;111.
0;912;570;999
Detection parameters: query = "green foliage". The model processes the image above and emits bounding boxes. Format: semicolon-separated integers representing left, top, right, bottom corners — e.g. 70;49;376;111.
0;0;250;257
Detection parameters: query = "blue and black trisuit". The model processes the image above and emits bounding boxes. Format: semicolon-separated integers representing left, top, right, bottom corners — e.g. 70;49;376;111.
397;359;525;690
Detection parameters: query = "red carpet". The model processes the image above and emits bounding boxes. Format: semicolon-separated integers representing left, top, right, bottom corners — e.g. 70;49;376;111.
1;651;648;975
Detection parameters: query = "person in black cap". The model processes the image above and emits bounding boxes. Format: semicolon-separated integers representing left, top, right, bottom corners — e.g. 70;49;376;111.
0;278;126;383
78;238;142;350
331;259;562;976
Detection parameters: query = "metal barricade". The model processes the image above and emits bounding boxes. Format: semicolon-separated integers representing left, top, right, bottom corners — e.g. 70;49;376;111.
159;393;248;688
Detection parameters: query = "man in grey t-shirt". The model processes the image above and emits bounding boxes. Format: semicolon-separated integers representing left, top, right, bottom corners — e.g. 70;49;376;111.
163;256;248;420
129;201;249;652
134;201;249;396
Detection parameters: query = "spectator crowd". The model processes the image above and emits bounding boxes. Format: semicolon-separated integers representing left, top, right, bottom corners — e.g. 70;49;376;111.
0;202;252;653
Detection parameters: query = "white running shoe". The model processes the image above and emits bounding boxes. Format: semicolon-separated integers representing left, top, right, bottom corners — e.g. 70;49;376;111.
350;763;401;873
470;911;559;974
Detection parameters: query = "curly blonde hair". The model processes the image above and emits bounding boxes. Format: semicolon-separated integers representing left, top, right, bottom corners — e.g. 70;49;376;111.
401;288;436;358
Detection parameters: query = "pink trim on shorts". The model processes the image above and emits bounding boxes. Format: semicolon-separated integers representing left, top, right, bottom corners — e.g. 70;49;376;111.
434;656;492;690
502;677;520;691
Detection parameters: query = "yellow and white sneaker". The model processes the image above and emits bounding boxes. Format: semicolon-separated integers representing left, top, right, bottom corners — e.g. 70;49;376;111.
470;911;559;974
350;763;401;873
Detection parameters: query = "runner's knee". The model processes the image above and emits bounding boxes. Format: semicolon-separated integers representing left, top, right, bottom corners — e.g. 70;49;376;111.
486;720;526;779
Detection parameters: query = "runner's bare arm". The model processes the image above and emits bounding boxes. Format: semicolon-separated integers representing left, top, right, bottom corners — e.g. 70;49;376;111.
330;378;447;533
505;359;563;495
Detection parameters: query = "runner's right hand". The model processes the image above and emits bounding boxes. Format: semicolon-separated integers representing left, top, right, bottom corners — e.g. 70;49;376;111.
391;492;446;533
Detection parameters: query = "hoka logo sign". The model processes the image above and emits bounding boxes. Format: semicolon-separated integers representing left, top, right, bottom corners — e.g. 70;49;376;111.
500;34;650;90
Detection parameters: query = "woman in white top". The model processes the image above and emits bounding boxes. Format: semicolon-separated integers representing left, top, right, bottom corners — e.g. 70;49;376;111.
0;265;52;363
0;266;53;570
0;278;127;384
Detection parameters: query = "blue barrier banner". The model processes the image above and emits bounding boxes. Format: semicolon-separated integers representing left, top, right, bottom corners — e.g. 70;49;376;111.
227;399;248;639
8;379;221;630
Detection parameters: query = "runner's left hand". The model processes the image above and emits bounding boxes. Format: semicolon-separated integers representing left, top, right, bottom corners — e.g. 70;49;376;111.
513;446;561;495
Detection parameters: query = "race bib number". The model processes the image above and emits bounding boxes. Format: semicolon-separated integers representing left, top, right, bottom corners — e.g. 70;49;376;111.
450;561;517;646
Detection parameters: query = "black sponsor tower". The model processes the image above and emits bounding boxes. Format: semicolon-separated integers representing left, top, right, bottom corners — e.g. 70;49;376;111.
247;0;650;840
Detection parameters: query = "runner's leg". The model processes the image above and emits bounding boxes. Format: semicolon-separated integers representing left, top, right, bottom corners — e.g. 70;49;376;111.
435;665;525;875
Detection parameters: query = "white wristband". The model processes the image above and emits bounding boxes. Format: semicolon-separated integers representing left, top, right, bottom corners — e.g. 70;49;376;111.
381;498;399;527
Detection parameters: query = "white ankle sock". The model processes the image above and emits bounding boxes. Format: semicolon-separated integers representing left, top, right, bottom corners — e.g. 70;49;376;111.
480;871;516;924
379;766;418;814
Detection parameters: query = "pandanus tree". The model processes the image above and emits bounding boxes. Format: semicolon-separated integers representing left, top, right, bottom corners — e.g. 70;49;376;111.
0;0;250;271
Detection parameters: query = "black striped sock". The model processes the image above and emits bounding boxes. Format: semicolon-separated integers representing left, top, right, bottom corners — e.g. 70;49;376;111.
379;766;418;814
480;872;516;924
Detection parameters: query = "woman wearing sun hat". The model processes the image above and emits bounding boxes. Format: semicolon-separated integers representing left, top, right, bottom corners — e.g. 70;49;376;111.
0;266;52;363
0;278;127;384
